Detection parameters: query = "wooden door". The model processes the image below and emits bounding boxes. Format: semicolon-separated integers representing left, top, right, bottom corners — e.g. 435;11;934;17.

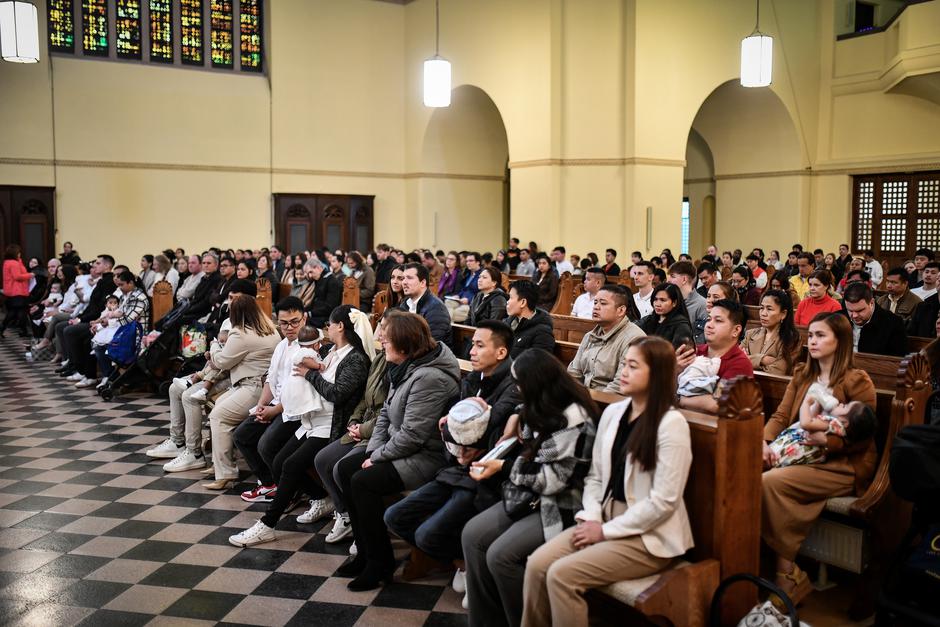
273;193;374;254
0;186;56;262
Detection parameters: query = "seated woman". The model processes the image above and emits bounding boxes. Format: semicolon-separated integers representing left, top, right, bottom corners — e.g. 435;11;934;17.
314;311;391;546
534;254;559;309
522;337;692;627
347;251;376;312
438;252;461;298
461;348;597;627
255;253;278;285
836;257;865;294
388;265;406;309
290;266;315;307
278;255;294;285
731;265;763;306
761;313;877;606
769;271;801;307
335;311;460;591
228;305;371;547
744;289;801;375
89;270;150;389
236;261;256;282
468;266;508;326
638;283;694;349
794;270;841;326
204;295;281;490
694;281;737;345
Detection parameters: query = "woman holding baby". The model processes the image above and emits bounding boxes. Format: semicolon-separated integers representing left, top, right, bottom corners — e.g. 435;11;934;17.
761;312;877;606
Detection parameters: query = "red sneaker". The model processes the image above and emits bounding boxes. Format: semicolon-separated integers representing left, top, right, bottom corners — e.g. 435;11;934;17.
240;483;277;503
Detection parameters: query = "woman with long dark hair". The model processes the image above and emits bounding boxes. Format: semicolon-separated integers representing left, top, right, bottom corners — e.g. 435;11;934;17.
461;349;597;627
762;313;876;606
523;337;693;627
1;244;34;337
334;311;460;590
388;264;406;309
347;251;376;311
731;265;763;306
438;251;460;298
744;289;801;375
534;254;559;309
468;266;508;326
229;305;371;547
637;283;694;349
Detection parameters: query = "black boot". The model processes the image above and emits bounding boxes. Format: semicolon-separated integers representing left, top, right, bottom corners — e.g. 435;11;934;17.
335;554;367;578
347;560;394;592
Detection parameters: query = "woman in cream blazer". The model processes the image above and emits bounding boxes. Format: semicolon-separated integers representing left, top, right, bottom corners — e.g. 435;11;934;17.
522;336;693;627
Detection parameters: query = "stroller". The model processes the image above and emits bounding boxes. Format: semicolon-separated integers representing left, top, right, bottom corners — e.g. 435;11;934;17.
97;303;206;401
875;423;940;626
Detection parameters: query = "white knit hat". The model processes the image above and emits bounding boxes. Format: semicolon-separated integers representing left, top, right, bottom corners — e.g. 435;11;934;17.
443;398;492;446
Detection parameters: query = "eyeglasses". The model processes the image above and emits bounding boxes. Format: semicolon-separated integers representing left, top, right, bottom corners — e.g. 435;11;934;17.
278;318;304;329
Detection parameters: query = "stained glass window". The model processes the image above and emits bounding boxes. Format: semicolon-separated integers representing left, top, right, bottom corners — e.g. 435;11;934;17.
48;0;74;54
149;0;172;63
181;0;204;65
81;0;108;57
115;0;141;59
210;0;234;68
239;0;262;72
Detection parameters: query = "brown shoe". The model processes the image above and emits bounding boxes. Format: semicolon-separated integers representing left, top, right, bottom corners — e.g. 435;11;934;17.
771;564;813;610
202;478;236;490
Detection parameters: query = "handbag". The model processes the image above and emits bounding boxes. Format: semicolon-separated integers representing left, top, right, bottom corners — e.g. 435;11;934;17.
501;480;540;521
709;573;805;627
180;324;208;359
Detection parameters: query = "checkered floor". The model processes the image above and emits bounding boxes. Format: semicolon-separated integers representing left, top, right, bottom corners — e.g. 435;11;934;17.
0;335;467;626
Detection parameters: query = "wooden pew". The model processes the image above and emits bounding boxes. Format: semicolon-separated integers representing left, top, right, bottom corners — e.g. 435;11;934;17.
617;270;635;291
342;276;360;309
549;272;575;315
278;282;292;301
151;280;174;324
453;359;762;626
371;290;389;328
451;323;578;365
500;274;510;292
549;314;595;343
255;279;272;319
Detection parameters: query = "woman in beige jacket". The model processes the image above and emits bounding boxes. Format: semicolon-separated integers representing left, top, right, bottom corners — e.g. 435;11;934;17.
522;337;693;627
204;295;281;489
742;289;802;376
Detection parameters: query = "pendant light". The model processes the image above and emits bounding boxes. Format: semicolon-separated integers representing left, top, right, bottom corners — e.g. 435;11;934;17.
0;0;40;63
740;0;772;87
423;0;451;107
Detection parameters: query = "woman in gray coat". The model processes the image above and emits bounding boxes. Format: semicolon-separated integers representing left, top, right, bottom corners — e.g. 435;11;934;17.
335;310;461;591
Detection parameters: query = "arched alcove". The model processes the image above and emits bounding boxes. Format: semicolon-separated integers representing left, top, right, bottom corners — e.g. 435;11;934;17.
419;85;509;252
684;80;805;255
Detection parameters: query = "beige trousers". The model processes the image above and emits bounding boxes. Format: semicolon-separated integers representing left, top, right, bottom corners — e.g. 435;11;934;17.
522;526;672;627
208;380;262;480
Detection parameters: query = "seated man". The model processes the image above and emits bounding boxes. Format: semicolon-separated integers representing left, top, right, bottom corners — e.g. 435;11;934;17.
911;261;939;301
503;279;555;359
843;281;908;356
515;248;536;278
176;254;204;300
447;252;482;323
570;268;605;319
384;321;520;589
668;261;707;327
676;299;754;414
551;246;574;275
630;261;655;318
696;262;719;298
602;248;620;278
789;252;815;302
58;255;116;381
876;267;922;322
305;260;342;328
398;261;452;344
178;253;223;325
566;284;645;392
863;249;883;287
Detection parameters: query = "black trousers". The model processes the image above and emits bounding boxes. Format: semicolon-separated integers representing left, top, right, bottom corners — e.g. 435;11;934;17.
337;453;404;568
1;296;29;335
61;322;94;376
233;415;296;486
260;434;329;528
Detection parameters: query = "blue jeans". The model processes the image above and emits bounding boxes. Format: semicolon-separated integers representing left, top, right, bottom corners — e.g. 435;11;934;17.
384;478;479;563
94;345;114;379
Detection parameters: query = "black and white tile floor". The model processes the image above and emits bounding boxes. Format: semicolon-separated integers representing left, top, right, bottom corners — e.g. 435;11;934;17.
0;336;467;626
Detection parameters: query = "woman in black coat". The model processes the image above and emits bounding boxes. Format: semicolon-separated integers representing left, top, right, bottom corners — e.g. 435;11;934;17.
468;266;508;326
638;283;694;349
534;255;559;309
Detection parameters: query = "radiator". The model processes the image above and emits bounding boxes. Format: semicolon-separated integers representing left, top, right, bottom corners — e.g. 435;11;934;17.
798;517;869;574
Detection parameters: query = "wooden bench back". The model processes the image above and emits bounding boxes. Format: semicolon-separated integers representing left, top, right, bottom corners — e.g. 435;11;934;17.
549;314;595;343
550;272;576;315
151;280;174;325
371;290;390;328
501;274;510;292
255;278;273;319
617;270;635;291
278;282;292;301
342;276;360;309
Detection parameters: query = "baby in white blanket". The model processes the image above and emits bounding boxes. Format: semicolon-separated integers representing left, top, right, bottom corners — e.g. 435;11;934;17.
280;326;326;419
677;355;722;397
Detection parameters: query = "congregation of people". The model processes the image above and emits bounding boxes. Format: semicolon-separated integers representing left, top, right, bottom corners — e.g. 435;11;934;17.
4;235;937;626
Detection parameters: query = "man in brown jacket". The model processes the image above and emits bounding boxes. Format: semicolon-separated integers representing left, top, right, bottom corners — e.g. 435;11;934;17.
876;266;922;322
423;252;444;295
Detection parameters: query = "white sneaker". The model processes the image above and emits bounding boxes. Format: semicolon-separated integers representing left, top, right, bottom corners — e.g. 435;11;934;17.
146;438;186;459
452;569;466;594
96;377;109;389
228;520;276;548
75;377;100;389
349;541;357;556
297;498;334;524
189;386;208;402
325;512;353;543
171;376;192;392
66;372;84;382
462;593;468;610
163;450;206;472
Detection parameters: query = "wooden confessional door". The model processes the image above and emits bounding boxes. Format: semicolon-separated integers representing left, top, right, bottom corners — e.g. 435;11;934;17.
0;186;56;262
273;193;374;255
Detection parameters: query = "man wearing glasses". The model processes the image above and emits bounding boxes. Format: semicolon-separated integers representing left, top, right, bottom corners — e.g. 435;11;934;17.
233;296;316;504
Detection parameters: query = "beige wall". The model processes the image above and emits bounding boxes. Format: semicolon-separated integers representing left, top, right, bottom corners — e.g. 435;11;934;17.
2;0;940;264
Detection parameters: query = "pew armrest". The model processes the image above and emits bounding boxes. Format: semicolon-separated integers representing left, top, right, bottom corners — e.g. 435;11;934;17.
632;559;720;627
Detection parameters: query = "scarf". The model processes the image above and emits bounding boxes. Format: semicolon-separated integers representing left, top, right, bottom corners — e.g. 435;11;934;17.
386;342;443;390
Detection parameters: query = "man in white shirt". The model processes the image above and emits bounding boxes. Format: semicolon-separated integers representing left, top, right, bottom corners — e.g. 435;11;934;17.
863;249;883;287
630;261;655;318
570;268;605;319
232;297;312;503
912;261;940;301
551;246;575;276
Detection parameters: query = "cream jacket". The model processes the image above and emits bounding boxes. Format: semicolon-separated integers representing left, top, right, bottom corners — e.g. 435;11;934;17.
576;400;694;558
212;327;280;386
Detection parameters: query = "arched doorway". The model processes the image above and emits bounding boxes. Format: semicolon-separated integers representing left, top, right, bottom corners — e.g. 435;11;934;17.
420;85;509;252
684;80;804;257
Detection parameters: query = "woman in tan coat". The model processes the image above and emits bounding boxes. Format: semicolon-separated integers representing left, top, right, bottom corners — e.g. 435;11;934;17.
743;289;802;375
761;312;876;605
